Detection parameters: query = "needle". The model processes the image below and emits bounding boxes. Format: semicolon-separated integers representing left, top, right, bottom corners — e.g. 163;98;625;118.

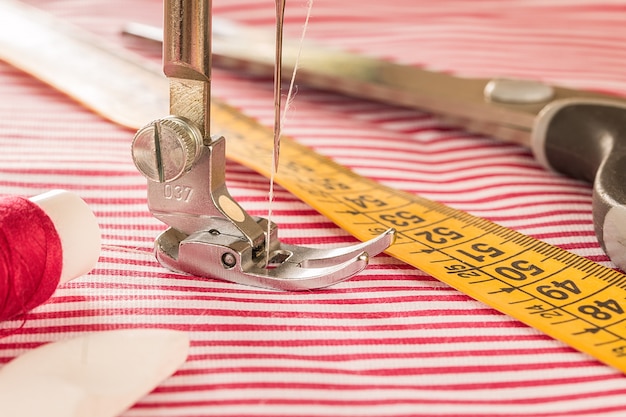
267;0;286;268
273;0;285;173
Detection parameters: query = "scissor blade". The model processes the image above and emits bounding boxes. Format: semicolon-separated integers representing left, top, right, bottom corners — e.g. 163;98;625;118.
125;19;615;147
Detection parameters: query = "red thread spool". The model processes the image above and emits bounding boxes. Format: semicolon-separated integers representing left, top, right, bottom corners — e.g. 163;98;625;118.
0;191;101;321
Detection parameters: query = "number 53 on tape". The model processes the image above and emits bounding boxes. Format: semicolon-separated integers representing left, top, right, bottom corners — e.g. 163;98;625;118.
215;101;626;373
3;0;625;375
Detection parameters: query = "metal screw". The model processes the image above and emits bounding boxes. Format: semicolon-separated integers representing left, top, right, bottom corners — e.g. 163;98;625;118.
131;116;203;183
221;253;237;269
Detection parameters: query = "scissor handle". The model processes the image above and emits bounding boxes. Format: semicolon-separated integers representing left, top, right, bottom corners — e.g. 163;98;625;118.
532;99;626;268
207;20;617;145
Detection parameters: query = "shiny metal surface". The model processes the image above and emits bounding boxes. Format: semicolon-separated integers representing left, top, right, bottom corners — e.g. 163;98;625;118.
531;98;626;271
132;116;203;182
133;118;395;290
123;18;626;270
164;0;211;139
130;0;395;290
124;19;617;147
484;79;554;104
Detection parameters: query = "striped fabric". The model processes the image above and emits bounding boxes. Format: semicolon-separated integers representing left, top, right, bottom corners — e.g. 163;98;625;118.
2;0;626;415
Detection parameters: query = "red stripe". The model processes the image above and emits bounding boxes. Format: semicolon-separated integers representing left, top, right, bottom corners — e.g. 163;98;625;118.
2;1;626;415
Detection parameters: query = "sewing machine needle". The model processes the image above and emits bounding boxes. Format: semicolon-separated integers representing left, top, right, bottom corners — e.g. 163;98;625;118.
273;0;285;173
266;0;286;268
0;0;396;291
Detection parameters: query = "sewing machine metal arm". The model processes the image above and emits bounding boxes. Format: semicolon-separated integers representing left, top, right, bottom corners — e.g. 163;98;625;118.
133;116;394;290
130;0;394;290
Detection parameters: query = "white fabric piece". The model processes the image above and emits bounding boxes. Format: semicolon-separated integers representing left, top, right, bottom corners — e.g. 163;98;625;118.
0;329;189;417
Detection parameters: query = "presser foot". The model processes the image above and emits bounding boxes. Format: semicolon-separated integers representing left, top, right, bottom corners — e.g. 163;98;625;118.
129;1;395;290
131;116;395;291
155;219;395;291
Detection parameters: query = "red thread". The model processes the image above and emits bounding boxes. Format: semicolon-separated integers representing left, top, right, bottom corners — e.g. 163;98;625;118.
0;196;63;321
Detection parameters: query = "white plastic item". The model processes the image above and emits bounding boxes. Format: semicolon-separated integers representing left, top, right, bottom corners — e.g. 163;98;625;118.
30;189;102;283
0;329;190;417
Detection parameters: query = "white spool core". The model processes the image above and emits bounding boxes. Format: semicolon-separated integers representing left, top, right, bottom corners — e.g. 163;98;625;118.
30;190;101;284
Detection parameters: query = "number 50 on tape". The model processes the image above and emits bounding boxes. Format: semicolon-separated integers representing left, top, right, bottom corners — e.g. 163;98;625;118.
3;0;626;375
215;102;626;373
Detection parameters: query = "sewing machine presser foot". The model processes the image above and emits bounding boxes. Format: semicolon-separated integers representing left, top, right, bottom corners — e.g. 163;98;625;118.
132;115;395;291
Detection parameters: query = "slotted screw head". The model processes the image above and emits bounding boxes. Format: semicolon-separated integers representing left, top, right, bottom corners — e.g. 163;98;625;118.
132;116;203;183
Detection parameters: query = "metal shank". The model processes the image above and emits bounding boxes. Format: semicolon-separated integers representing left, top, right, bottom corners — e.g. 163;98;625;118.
130;0;396;290
164;0;211;139
145;128;395;290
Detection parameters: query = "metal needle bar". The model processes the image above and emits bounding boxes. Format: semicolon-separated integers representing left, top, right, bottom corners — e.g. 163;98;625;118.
272;0;285;172
164;0;212;141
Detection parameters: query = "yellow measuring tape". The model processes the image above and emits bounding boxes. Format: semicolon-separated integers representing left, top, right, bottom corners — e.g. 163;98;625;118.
213;101;626;373
2;0;626;374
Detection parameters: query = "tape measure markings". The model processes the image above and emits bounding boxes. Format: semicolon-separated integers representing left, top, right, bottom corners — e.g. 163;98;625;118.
211;100;626;372
3;0;626;372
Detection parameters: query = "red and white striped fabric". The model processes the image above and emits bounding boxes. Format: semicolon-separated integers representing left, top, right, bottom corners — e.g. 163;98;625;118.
2;0;626;415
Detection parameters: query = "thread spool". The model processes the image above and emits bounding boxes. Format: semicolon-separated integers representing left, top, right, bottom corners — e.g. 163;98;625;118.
0;190;101;321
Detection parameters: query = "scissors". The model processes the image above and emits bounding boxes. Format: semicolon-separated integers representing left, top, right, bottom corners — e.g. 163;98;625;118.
124;16;626;271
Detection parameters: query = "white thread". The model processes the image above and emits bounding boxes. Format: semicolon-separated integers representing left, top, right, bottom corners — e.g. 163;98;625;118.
101;245;152;257
282;0;312;128
266;0;314;268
